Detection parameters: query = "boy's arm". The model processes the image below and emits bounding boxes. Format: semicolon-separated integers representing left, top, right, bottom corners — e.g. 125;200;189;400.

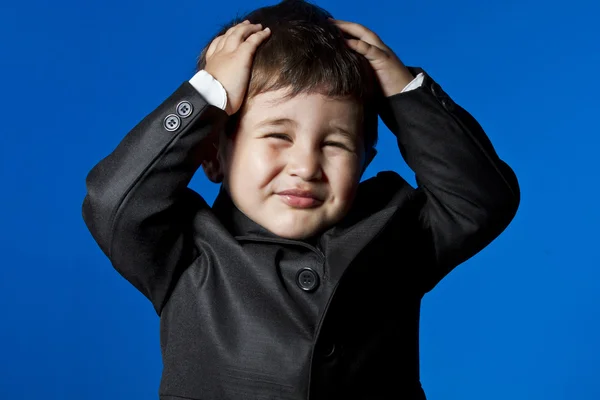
82;83;228;314
82;21;270;314
379;67;520;292
333;19;519;292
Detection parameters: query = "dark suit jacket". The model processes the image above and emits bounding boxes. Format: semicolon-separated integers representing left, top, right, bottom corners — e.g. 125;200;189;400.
82;67;520;400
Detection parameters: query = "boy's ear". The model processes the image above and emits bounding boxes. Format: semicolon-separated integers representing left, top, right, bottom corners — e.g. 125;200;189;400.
201;145;224;183
361;147;377;175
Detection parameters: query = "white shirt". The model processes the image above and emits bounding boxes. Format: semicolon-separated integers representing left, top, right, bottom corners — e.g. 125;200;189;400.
188;70;425;110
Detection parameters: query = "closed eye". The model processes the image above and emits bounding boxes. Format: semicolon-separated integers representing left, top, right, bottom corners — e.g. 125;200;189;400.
324;141;351;151
265;133;292;141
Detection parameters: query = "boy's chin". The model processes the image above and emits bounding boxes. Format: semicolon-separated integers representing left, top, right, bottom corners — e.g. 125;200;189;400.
265;221;327;241
261;208;349;241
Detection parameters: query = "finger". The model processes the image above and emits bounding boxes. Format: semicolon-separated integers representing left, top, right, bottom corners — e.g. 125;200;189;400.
239;27;271;54
223;20;257;39
217;20;251;51
224;20;249;37
345;38;387;62
216;32;228;52
206;36;223;58
331;19;385;48
223;23;264;50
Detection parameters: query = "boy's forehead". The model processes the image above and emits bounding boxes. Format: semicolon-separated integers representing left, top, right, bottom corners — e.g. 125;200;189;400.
244;88;361;117
248;88;323;106
250;89;295;108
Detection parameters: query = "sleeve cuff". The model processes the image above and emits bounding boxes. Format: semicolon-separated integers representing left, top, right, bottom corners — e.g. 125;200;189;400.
401;72;425;93
188;70;228;110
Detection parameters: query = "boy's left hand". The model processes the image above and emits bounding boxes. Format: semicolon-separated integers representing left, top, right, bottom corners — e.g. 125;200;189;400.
331;19;415;97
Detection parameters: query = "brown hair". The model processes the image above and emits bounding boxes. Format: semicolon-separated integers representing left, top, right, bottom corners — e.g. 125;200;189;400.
196;0;380;150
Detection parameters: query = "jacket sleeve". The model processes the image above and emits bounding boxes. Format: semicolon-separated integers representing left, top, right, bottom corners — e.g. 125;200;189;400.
82;82;228;314
379;67;521;293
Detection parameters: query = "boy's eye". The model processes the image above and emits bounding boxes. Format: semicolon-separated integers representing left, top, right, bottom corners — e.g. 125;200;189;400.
264;134;351;151
323;141;351;151
265;133;291;141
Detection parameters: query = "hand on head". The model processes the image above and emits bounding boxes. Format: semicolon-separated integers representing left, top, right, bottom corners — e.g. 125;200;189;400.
204;21;272;116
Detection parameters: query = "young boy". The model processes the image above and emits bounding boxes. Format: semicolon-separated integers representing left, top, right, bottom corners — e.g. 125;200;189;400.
82;0;519;399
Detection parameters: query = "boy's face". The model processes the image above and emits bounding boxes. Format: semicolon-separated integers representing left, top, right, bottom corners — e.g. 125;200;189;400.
214;88;371;240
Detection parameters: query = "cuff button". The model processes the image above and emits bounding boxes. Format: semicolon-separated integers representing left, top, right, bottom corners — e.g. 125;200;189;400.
164;114;181;132
176;101;193;118
441;98;454;111
431;82;441;97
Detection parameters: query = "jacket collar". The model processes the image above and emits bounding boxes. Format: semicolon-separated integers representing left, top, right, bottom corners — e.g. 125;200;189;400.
210;180;397;286
211;186;279;240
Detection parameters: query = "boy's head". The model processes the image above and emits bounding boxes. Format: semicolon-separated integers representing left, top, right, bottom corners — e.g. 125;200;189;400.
198;0;380;240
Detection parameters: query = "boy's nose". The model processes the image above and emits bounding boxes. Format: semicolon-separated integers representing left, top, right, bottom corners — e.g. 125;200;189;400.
286;148;323;181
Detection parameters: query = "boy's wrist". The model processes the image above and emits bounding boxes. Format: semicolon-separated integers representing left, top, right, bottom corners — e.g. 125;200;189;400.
189;70;228;110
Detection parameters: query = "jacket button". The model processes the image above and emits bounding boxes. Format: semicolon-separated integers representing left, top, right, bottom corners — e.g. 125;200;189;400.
164;114;181;131
176;100;193;118
296;268;319;292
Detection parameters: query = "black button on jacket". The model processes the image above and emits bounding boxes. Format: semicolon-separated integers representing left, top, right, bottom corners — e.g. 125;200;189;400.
82;67;520;400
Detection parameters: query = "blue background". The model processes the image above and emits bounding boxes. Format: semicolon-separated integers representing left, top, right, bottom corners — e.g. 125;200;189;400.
1;0;598;398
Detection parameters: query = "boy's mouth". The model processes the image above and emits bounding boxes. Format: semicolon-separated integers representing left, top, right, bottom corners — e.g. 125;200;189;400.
277;189;323;209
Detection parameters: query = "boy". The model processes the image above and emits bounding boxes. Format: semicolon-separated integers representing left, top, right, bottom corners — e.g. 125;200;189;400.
82;0;520;399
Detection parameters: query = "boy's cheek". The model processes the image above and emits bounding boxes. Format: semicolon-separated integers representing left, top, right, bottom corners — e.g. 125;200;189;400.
227;142;280;187
332;160;362;205
221;135;260;176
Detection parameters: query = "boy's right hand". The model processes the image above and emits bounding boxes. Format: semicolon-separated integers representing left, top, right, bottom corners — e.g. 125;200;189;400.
204;21;271;116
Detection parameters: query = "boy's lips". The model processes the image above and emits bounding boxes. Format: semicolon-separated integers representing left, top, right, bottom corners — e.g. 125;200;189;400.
277;189;323;209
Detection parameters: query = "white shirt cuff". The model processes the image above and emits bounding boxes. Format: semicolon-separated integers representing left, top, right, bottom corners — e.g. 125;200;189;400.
401;72;425;93
189;70;227;110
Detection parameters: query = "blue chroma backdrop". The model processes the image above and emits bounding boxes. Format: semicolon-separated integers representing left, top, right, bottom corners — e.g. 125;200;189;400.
0;0;598;398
